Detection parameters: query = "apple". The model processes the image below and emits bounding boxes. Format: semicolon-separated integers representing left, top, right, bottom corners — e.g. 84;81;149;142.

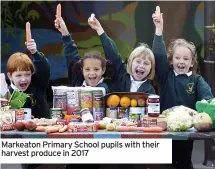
138;98;145;107
14;121;26;131
24;120;37;131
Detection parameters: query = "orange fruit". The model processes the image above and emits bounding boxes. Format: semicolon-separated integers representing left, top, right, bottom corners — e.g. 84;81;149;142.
137;98;145;107
130;99;138;107
106;94;120;108
120;96;131;108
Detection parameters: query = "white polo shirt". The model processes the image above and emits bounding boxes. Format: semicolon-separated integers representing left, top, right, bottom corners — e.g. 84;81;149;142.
130;75;147;92
174;71;192;77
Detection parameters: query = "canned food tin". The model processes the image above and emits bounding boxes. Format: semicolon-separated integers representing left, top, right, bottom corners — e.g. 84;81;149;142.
80;91;93;112
53;94;67;110
106;108;117;119
92;90;103;108
67;90;80;106
15;109;25;121
130;107;145;117
50;108;63;120
23;108;32;120
67;90;80;115
117;107;129;119
93;108;104;121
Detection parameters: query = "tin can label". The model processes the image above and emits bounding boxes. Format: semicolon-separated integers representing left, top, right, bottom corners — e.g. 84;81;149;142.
67;90;79;106
53;94;67;110
15;109;25;121
80;91;93;112
118;107;129;119
51;109;63;120
106;108;117;119
147;95;160;115
93;108;104;121
92;90;103;108
23;108;32;120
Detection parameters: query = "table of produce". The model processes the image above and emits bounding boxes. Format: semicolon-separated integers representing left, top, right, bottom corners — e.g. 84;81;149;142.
1;87;215;166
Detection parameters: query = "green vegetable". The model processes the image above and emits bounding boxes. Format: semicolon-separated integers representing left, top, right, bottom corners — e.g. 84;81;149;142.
9;90;30;109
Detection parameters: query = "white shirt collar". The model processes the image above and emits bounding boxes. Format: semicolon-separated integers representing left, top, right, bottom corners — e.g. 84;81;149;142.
174;71;192;77
130;75;147;83
10;83;18;90
130;75;147;92
82;77;104;87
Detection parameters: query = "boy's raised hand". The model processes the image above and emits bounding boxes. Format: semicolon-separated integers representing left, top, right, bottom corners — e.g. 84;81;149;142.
152;6;163;36
25;39;37;54
88;13;104;36
54;17;69;36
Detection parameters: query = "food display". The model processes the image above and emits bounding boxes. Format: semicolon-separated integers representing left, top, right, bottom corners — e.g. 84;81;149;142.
162;106;197;131
1;87;214;134
105;92;148;120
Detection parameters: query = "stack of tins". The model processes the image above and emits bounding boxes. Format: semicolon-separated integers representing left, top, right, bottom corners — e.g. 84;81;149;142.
52;88;67;119
80;90;104;121
52;88;104;121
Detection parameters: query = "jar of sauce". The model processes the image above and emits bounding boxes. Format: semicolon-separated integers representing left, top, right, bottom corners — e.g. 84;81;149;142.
147;95;160;117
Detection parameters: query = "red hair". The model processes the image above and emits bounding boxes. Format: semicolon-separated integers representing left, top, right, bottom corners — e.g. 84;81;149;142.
7;52;34;74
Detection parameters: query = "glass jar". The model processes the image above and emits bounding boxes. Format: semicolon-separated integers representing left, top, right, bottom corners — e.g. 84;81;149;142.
80;108;94;122
147;95;160;117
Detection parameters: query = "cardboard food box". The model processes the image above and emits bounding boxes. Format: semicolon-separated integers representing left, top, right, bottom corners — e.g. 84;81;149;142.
142;115;167;131
68;122;98;132
104;92;149;118
0;108;16;131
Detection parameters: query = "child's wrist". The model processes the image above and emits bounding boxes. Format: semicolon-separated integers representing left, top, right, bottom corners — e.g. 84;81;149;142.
62;29;69;36
31;50;37;54
155;28;163;36
97;28;104;36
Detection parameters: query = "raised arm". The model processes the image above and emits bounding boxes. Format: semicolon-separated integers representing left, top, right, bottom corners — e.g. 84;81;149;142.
25;39;50;90
55;17;83;85
152;6;169;85
88;14;127;80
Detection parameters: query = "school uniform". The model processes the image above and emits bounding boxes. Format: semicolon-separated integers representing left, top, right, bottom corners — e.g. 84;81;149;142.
99;33;155;169
99;32;155;94
62;35;105;169
152;35;214;169
9;51;50;119
62;34;110;94
19;51;50;169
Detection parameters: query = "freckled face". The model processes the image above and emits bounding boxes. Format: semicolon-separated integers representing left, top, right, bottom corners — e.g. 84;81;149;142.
8;71;32;91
